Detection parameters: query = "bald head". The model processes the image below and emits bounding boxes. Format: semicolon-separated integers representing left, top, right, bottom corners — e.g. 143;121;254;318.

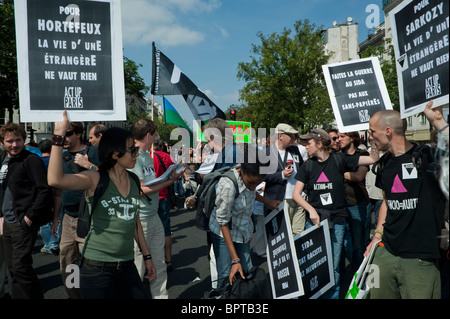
371;110;405;136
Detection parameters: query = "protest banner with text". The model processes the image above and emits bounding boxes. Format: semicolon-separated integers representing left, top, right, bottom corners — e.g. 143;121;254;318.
390;0;449;118
15;0;125;122
322;57;392;133
264;204;304;299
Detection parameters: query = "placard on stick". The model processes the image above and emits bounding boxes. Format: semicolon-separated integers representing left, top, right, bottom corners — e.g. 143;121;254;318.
322;57;392;133
264;204;304;299
389;0;449;118
15;0;126;122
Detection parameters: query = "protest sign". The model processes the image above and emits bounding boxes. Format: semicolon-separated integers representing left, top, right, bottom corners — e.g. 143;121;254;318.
322;57;392;133
264;204;304;299
390;0;449;118
294;220;334;299
194;120;252;143
15;0;125;122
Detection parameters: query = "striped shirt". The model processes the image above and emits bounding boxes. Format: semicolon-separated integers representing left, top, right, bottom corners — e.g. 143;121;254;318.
209;168;256;244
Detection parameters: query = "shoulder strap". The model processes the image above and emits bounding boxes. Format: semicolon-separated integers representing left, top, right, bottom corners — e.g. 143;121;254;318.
223;169;240;199
127;170;152;203
153;152;167;171
332;152;345;172
92;169;110;211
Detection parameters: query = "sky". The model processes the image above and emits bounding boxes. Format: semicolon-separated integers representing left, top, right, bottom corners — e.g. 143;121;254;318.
121;0;385;126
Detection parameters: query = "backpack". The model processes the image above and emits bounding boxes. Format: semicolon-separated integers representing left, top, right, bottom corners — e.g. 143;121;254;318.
76;169;149;238
195;166;240;231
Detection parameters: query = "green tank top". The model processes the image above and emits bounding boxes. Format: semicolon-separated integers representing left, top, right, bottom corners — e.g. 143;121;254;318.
83;175;140;262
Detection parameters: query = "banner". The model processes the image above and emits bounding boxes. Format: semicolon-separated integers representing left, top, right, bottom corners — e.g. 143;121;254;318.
194;120;252;143
15;0;125;122
264;204;304;299
390;0;449;118
152;42;226;122
294;220;334;299
322;57;392;133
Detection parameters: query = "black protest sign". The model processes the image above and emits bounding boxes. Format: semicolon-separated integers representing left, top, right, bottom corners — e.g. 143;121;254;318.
294;220;334;299
264;207;303;299
15;0;125;122
390;0;449;118
322;57;392;133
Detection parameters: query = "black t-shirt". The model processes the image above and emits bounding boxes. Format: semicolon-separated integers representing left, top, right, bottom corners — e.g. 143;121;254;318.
295;152;359;211
376;145;443;259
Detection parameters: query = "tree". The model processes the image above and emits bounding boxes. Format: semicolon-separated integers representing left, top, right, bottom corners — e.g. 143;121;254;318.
0;0;18;123
237;19;334;132
123;56;151;129
360;40;399;111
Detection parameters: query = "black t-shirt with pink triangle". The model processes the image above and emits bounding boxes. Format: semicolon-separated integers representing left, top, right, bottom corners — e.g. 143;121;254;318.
375;144;443;259
295;152;359;211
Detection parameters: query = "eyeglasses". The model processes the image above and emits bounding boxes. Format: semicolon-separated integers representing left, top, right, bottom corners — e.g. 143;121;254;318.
332;136;339;141
125;146;139;157
65;131;74;137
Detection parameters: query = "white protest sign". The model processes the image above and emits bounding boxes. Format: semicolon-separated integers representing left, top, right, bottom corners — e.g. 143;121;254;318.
322;57;392;133
15;0;126;122
389;0;449;118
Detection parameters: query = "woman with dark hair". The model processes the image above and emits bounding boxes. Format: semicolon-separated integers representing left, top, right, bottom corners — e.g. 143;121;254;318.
47;111;156;299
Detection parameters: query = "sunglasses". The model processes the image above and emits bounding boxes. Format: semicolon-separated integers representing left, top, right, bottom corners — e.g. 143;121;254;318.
65;131;74;137
125;146;139;157
332;136;339;141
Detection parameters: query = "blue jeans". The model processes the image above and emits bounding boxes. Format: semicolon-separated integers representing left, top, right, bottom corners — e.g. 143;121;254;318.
306;218;345;299
210;232;253;289
365;199;383;246
79;259;146;299
157;197;171;237
39;211;62;252
344;202;367;271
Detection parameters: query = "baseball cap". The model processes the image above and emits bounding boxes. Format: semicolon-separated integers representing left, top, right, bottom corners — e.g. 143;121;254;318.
299;128;331;146
275;123;298;135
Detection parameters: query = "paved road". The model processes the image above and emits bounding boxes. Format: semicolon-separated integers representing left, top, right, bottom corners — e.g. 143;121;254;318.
28;199;268;299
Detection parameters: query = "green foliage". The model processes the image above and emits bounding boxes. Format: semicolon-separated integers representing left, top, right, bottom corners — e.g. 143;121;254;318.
123;56;150;99
0;0;18;122
237;20;334;133
360;40;399;111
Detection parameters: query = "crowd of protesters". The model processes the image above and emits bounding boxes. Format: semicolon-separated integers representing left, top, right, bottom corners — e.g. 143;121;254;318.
0;100;448;299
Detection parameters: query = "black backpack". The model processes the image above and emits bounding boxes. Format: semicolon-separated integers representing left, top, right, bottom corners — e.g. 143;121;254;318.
76;169;149;238
195;166;239;231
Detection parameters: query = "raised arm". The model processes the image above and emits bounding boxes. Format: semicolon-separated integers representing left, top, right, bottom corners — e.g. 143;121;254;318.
47;110;96;195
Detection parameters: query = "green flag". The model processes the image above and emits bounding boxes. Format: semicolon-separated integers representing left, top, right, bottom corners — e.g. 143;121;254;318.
164;97;191;132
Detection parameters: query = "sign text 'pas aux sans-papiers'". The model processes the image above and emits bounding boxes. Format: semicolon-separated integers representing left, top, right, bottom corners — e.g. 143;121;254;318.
15;0;125;123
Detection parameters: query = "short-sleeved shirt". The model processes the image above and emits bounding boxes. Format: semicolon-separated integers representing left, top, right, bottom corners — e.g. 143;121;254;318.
295;152;359;211
128;150;159;219
84;175;140;262
375;145;443;259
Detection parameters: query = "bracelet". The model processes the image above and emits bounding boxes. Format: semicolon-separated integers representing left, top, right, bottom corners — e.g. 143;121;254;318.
231;258;240;265
374;229;383;236
437;124;449;133
143;254;152;260
52;134;65;146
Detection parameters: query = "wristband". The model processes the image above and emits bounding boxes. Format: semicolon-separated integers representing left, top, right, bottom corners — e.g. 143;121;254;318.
231;258;240;265
437;124;449;133
52;134;65;146
143;254;152;260
374;229;383;236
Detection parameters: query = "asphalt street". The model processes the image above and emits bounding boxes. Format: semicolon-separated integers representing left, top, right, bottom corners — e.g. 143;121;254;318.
25;198;269;299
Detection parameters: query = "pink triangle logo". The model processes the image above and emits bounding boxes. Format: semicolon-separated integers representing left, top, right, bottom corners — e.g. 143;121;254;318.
317;172;329;183
391;174;408;193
